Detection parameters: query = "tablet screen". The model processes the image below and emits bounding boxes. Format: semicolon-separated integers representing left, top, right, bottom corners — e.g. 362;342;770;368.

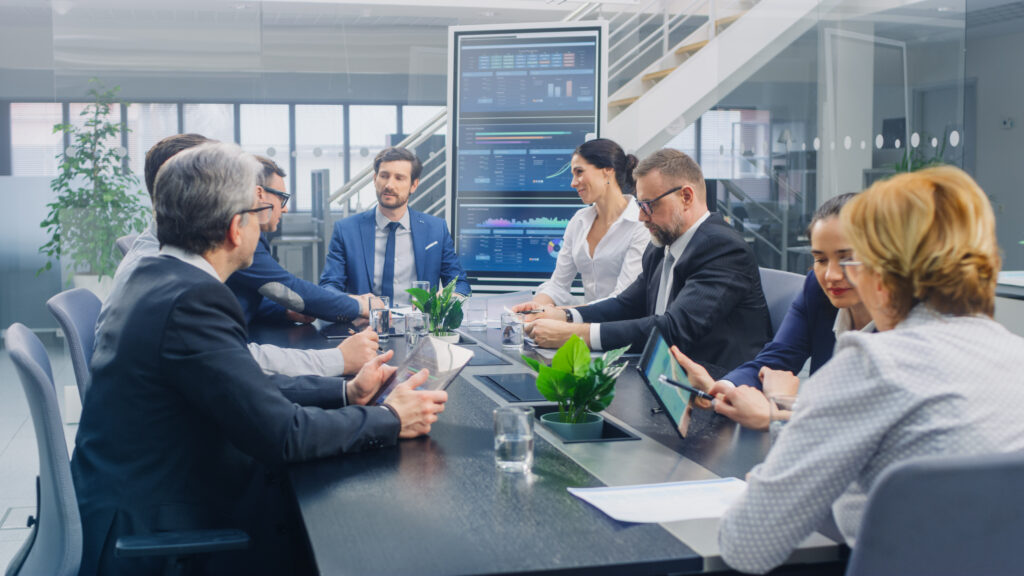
371;336;475;404
639;329;695;438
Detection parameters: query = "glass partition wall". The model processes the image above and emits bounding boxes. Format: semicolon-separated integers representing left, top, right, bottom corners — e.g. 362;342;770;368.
0;0;983;331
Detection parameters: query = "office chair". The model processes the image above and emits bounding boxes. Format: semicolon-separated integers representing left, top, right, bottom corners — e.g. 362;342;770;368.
846;452;1024;576
46;288;102;402
3;323;249;576
758;267;804;336
115;233;138;257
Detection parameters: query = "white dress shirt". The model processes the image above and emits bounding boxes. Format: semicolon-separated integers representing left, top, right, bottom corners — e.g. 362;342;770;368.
372;207;416;307
578;210;710;350
719;305;1024;574
536;198;649;306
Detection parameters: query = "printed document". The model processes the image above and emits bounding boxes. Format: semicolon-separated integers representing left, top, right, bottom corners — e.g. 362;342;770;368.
568;478;746;523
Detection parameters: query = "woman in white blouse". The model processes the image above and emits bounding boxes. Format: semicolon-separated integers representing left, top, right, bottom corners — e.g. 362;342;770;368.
717;166;1024;574
513;138;650;309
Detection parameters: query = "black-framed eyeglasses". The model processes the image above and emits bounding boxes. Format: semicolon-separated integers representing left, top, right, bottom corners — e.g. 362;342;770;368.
839;259;863;286
262;185;290;209
238;202;274;225
637;186;682;216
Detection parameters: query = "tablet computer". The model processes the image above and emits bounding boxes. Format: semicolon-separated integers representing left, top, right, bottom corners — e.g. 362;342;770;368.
370;336;475;405
637;327;695;438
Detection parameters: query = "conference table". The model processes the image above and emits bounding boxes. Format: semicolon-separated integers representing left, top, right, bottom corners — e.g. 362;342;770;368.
250;321;843;575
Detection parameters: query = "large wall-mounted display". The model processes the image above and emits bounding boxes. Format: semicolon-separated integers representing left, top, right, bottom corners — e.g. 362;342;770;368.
447;22;607;288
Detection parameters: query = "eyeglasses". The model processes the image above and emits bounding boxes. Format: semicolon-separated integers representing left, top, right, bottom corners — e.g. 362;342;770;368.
238;202;274;225
637;186;682;216
839;259;863;286
262;185;290;209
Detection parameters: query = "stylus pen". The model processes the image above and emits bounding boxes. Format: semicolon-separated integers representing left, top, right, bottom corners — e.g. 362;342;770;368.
658;374;716;402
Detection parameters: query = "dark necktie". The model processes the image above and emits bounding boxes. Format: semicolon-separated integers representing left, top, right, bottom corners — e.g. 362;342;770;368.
382;221;400;302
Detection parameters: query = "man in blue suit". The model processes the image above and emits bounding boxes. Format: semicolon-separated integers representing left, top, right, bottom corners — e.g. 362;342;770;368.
319;147;470;305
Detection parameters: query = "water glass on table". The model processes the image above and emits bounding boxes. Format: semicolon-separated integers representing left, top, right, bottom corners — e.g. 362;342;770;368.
464;297;487;331
500;312;524;347
370;296;391;341
404;311;428;349
411;280;431;295
493;405;534;473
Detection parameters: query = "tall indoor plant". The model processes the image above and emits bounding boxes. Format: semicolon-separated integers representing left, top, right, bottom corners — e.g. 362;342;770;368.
39;81;149;286
523;335;629;440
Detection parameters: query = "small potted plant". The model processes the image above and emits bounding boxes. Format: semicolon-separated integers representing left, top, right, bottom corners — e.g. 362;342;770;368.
407;278;464;343
522;335;629;441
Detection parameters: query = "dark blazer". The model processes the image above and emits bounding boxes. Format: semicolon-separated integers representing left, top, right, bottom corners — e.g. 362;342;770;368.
722;271;840;388
319;208;471;296
72;256;399;576
576;212;771;379
226;233;360;324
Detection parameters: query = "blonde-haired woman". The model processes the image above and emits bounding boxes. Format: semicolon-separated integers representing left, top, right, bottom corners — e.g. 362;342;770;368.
718;166;1024;575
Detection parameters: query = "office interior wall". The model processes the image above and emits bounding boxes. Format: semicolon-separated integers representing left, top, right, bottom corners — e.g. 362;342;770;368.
966;28;1024;270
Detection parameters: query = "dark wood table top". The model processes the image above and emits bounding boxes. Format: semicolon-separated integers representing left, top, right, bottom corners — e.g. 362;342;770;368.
251;320;837;575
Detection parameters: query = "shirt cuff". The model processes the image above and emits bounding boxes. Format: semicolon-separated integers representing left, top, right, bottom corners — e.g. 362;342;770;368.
568;308;583;323
717;379;737;390
589;323;602;351
313;347;347;376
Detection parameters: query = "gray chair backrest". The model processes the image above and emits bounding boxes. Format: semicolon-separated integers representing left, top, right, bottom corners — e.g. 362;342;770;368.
46;288;102;402
4;323;82;576
846;452;1024;576
758;267;805;336
115;233;138;257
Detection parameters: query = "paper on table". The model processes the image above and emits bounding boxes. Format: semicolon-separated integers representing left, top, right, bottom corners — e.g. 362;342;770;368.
568;478;746;523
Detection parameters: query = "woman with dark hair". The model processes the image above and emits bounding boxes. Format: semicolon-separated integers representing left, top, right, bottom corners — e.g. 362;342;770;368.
717;166;1024;574
513;138;649;309
670;193;872;429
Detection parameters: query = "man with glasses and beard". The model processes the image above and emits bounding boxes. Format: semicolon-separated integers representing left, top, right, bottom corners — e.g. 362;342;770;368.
524;148;771;379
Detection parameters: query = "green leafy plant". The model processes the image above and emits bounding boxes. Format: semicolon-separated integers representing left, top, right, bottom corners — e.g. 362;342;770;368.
39;80;149;282
892;129;948;173
522;334;629;424
406;278;464;336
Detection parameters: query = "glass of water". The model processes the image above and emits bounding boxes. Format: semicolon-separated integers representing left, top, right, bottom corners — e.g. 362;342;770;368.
405;311;427;349
411;280;431;295
493;405;534;473
370;296;391;341
463;297;487;331
500;312;524;347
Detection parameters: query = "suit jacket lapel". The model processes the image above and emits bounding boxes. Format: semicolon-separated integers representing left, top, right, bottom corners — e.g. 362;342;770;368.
359;211;376;291
409;211;427;282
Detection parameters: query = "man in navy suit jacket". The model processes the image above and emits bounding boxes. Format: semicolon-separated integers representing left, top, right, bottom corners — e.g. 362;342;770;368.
526;149;771;379
319;147;470;305
72;142;448;576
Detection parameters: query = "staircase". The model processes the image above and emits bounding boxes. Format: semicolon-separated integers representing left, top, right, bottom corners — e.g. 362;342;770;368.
606;0;834;156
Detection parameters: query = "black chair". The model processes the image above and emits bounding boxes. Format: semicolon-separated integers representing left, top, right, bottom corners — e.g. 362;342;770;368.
758;267;804;336
846;452;1024;576
3;323;249;576
46;288;101;402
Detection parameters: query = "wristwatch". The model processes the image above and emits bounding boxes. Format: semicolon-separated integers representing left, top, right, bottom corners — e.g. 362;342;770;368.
564;309;573;323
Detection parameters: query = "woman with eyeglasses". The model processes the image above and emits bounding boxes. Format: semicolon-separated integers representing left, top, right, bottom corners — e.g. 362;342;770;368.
670;193;872;429
716;166;1024;574
512;138;650;312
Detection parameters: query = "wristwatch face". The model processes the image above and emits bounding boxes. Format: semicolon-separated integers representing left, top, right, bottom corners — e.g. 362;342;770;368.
564;309;572;323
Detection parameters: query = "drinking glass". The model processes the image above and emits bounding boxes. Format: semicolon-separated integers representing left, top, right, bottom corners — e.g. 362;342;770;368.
370;296;391;341
405;311;428;349
494;406;534;473
411;280;431;294
464;297;487;331
500;312;524;347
